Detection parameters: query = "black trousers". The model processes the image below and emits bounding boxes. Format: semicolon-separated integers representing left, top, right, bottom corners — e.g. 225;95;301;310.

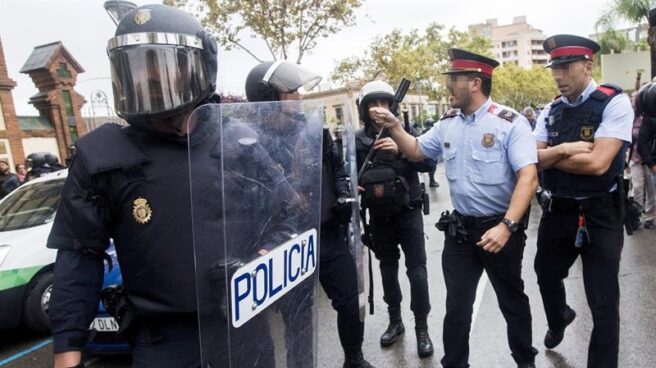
131;314;274;368
319;223;364;355
131;317;201;368
280;223;363;367
441;221;537;368
535;205;623;368
370;207;431;317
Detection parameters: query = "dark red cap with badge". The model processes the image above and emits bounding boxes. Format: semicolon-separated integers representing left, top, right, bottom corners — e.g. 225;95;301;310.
543;34;600;67
442;48;500;77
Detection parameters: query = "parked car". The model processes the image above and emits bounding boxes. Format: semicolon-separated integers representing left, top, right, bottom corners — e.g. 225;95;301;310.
0;170;129;352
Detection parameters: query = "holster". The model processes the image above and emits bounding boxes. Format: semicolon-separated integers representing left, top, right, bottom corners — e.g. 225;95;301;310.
435;210;468;243
536;188;552;213
100;285;135;340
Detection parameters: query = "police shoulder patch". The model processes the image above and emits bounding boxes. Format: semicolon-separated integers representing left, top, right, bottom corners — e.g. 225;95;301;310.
496;109;518;123
440;109;460;121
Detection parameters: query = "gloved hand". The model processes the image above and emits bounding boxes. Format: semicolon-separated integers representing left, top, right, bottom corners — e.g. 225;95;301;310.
333;201;352;225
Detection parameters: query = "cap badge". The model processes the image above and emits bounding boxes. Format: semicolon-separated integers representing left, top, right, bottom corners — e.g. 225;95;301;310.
580;125;594;141
133;9;151;25
132;197;152;224
482;133;495;148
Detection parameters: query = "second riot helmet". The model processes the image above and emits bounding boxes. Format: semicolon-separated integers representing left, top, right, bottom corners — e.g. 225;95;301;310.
107;4;218;123
357;80;396;125
245;61;322;102
637;82;656;118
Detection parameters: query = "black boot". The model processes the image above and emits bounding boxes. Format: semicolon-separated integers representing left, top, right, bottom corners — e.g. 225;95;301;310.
380;306;404;347
415;316;434;358
544;307;576;349
343;349;375;368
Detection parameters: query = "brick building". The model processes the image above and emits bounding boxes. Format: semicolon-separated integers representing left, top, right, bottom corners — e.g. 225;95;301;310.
0;36;87;171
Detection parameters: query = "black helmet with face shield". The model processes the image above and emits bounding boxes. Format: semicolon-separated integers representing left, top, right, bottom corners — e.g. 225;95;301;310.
107;4;218;123
245;61;322;102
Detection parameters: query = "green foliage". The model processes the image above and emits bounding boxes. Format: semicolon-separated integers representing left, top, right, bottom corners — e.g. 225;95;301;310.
596;0;653;78
492;65;559;110
331;23;492;100
165;0;362;63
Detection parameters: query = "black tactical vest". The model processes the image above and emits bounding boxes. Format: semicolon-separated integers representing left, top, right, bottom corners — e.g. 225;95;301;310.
74;122;221;315
75;118;284;316
543;84;626;197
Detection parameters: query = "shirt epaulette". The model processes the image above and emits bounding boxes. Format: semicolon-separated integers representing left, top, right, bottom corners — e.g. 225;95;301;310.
598;83;622;96
440;109;460;121
496;109;518;123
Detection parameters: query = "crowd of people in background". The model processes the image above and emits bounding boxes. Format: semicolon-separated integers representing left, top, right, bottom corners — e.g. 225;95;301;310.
0;152;66;199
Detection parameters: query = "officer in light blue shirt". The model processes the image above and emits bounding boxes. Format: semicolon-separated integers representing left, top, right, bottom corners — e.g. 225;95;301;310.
371;49;539;368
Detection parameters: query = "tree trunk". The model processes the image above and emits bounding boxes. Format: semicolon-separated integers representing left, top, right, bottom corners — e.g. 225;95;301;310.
649;26;656;80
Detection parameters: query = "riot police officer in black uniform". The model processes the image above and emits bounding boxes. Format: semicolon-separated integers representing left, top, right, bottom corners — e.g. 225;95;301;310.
45;153;66;172
47;5;234;368
245;60;374;368
25;152;52;180
355;80;435;358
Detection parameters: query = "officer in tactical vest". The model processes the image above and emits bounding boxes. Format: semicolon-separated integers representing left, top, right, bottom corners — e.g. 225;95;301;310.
45;5;277;368
370;49;539;368
533;35;633;368
355;80;435;359
245;61;374;368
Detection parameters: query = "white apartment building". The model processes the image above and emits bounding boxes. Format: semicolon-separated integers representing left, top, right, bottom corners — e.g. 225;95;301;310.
469;16;549;68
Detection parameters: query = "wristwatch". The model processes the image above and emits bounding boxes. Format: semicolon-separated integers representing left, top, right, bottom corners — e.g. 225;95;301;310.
501;217;519;232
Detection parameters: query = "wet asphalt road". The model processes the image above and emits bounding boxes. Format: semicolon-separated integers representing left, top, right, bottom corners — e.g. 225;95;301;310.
2;166;655;367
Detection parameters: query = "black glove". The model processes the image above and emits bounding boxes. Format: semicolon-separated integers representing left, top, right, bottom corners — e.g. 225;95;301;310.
333;201;352;225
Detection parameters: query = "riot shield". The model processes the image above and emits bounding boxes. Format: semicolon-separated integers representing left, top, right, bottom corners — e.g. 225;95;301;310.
188;100;323;368
339;100;366;322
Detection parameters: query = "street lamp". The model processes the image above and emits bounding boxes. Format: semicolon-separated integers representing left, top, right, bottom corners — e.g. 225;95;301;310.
104;1;137;26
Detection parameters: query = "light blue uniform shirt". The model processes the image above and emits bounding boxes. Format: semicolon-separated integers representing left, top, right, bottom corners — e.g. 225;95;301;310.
418;98;537;217
534;79;633;144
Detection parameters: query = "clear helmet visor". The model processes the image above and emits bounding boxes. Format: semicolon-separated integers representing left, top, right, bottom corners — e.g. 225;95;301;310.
109;45;210;119
265;61;322;95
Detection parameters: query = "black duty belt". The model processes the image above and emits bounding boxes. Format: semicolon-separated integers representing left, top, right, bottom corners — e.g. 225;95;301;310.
454;211;504;229
550;195;616;213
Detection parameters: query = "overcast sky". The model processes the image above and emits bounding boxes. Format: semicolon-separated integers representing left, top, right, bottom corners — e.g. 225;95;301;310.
1;0;614;115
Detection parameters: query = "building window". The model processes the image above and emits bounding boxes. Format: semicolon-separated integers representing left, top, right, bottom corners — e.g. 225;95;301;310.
69;126;79;143
334;105;344;124
62;90;74;117
57;62;72;78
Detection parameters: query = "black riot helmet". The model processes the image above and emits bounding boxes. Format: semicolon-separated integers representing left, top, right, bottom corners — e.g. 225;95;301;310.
245;61;322;102
45;153;59;166
25;152;47;169
357;80;397;125
637;82;656;118
107;4;218;123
